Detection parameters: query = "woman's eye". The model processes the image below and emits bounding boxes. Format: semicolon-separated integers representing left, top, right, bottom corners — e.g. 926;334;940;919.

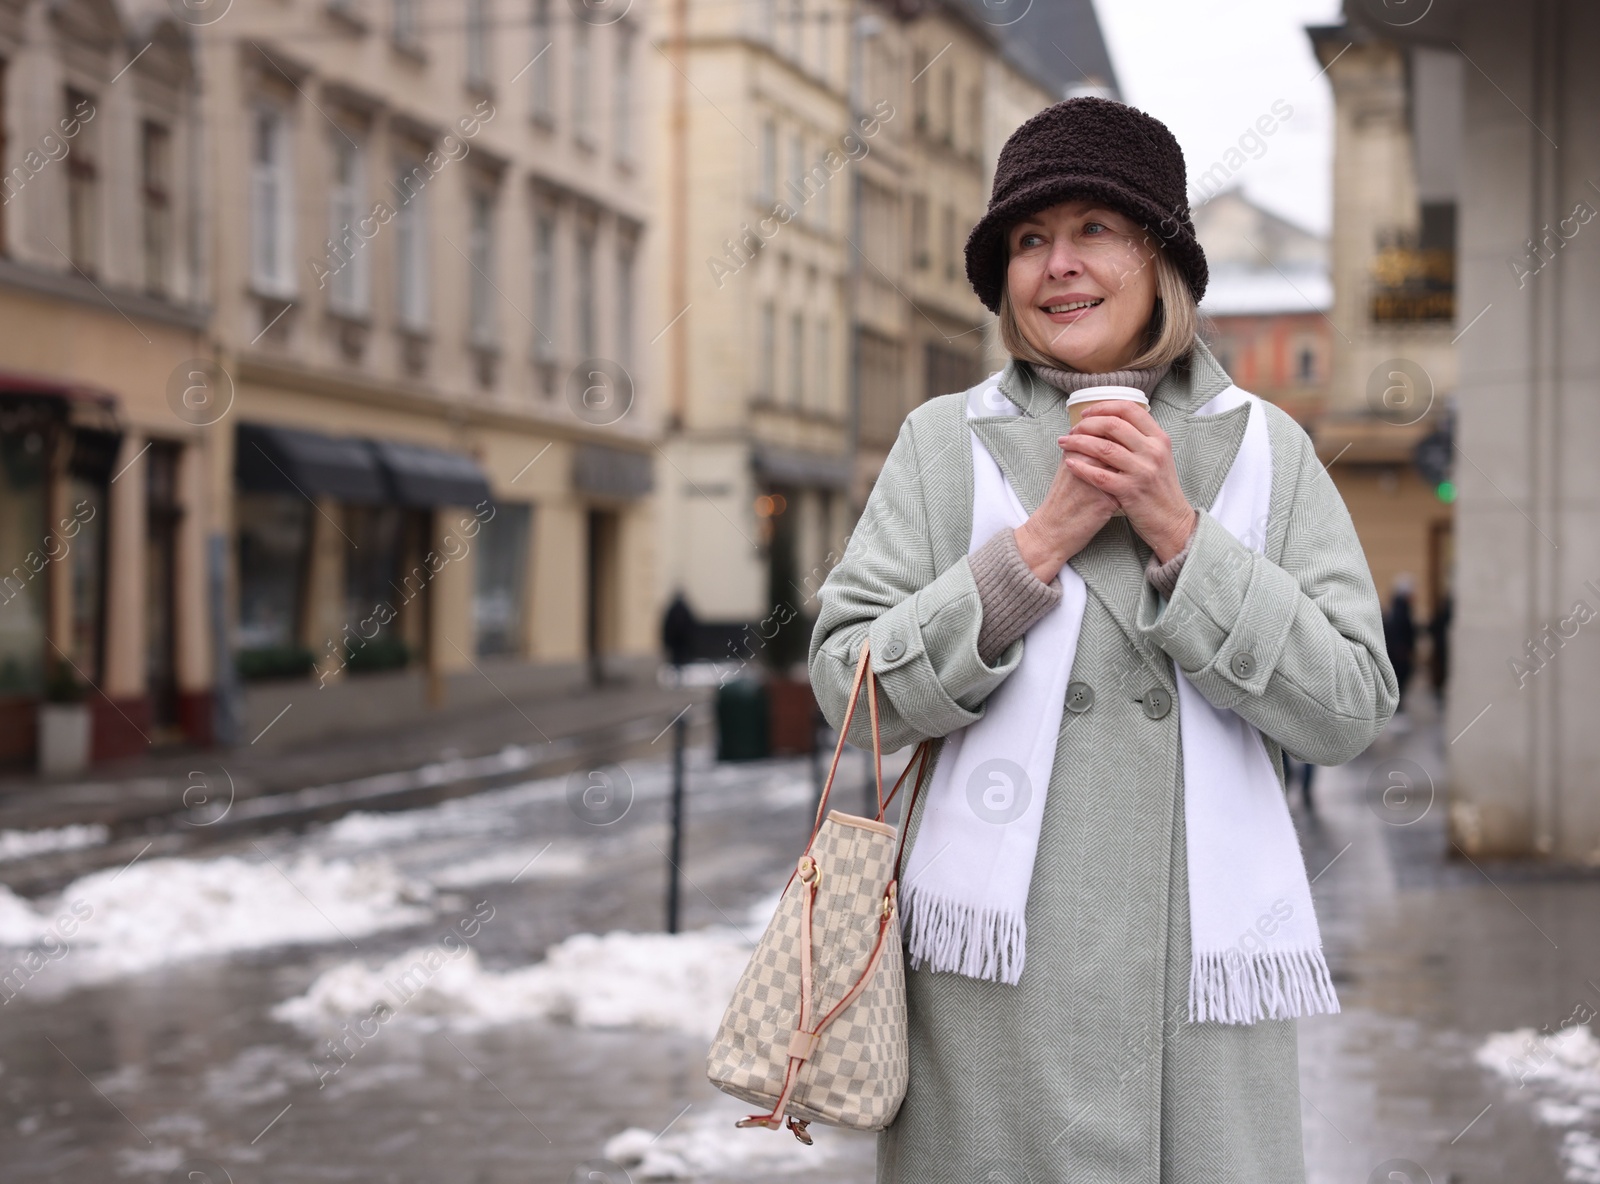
1018;233;1045;249
1083;221;1106;235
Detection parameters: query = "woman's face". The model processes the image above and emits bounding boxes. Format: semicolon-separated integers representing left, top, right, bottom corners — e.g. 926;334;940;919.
1005;200;1159;373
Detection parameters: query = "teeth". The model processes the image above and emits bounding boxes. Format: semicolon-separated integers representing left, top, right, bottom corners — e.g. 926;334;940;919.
1044;299;1102;313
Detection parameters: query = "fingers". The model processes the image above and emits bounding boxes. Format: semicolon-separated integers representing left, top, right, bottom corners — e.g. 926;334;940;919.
1061;431;1137;473
1077;401;1162;434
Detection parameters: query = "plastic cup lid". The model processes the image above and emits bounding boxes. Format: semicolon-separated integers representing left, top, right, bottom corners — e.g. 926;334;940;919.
1063;385;1149;406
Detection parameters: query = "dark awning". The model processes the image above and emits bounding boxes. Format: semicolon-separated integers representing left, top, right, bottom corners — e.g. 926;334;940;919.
367;438;493;508
236;422;389;504
573;443;653;500
751;442;853;490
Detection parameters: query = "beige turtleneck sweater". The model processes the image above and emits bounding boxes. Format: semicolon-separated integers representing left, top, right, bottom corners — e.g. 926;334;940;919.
969;360;1199;665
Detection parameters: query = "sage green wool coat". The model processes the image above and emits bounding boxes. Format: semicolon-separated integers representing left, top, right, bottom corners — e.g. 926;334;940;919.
807;343;1398;1184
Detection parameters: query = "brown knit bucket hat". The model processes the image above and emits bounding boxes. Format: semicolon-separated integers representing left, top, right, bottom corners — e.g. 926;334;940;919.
964;97;1208;313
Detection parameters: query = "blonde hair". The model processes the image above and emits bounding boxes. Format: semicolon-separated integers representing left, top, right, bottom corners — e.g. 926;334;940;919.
998;239;1198;372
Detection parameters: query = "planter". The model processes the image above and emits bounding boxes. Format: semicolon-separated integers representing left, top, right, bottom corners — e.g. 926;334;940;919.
37;702;91;776
715;679;769;762
767;677;817;756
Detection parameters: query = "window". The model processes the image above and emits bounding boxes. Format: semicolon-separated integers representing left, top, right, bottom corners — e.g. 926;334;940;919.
394;159;428;330
616;241;635;371
533;210;557;360
328;136;369;316
940;68;954;147
475;503;532;656
141;121;171;296
813;317;829;412
786;0;802;61
344;506;408;651
614;27;633;164
756;0;776;41
758;302;775;397
575;229;596;357
468;190;496;346
572;22;592;145
910;193;928;269
393;0;418;47
250;105;295;297
815;0;828;80
968;84;982;156
236;494;310;653
466;0;490;88
942;205;957;280
1297;346;1316;383
0;426;47;696
789;311;804;406
759;120;777;205
912;50;928;134
530;0;554;121
66;89;98;274
790;133;807;212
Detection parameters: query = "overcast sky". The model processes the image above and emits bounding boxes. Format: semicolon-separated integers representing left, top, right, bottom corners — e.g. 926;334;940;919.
1093;0;1344;235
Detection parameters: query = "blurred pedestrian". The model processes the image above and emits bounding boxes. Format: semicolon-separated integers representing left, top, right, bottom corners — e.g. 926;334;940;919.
1428;590;1453;705
1285;751;1316;812
808;97;1396;1184
661;591;698;670
1384;573;1418;719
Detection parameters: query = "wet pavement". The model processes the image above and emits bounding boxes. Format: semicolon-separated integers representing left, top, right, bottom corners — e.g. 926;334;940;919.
0;689;1594;1183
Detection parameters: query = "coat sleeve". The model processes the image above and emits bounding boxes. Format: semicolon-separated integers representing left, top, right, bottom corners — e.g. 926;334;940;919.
1133;419;1399;766
808;412;1024;752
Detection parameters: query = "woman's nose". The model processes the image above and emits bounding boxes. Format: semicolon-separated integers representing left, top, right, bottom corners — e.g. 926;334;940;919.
1045;240;1084;280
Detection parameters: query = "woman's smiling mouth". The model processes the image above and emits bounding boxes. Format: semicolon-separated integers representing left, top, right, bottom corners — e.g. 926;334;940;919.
1041;297;1104;318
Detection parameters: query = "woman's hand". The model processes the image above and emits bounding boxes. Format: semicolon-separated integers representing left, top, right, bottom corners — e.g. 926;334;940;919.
1013;443;1120;584
1060;403;1196;563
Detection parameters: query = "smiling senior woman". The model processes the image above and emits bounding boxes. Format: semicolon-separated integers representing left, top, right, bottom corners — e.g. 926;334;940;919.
808;98;1398;1182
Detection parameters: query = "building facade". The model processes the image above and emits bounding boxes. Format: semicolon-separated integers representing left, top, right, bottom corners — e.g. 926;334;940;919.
1343;0;1600;862
197;0;660;750
0;0;211;765
1306;24;1457;693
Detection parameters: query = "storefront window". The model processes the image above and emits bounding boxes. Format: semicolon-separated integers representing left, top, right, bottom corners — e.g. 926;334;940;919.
344;504;423;673
475;503;531;656
237;493;310;652
0;426;47;695
68;476;105;683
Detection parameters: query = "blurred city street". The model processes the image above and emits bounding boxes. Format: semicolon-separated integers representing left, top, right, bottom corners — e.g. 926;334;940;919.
0;680;1595;1182
0;0;1597;1178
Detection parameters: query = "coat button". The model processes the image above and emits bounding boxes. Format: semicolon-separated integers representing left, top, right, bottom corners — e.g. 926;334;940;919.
1142;687;1172;720
1230;651;1256;679
1065;681;1094;713
883;638;906;661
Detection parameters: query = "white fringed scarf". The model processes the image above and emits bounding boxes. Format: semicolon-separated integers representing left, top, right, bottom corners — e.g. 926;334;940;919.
898;375;1340;1024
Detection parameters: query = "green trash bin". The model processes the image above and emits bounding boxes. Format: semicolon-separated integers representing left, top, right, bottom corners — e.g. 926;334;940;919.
716;678;770;762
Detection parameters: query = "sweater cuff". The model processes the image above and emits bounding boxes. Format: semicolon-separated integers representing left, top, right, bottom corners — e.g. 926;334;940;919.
1145;509;1200;600
970;528;1063;665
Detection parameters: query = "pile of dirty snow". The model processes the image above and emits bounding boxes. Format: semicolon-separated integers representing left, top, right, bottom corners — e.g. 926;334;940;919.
0;824;108;862
1478;1024;1600;1183
0;851;432;985
273;926;754;1039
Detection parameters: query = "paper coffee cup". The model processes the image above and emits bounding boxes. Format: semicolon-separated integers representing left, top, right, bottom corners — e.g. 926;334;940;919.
1064;385;1149;428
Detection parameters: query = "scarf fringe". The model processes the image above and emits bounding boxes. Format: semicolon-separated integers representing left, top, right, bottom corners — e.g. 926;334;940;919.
1188;946;1341;1024
900;880;1026;986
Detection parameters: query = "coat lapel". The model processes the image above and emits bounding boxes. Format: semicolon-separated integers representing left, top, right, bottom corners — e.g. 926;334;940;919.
966;344;1255;677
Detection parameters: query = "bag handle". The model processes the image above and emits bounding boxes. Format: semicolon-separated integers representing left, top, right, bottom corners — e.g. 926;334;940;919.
806;639;883;845
806;637;936;859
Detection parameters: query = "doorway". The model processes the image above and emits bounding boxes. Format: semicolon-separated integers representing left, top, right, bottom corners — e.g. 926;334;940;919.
585;508;620;685
144;442;181;736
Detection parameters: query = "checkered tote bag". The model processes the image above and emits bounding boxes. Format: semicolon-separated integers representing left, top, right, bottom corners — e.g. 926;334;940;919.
707;640;933;1143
